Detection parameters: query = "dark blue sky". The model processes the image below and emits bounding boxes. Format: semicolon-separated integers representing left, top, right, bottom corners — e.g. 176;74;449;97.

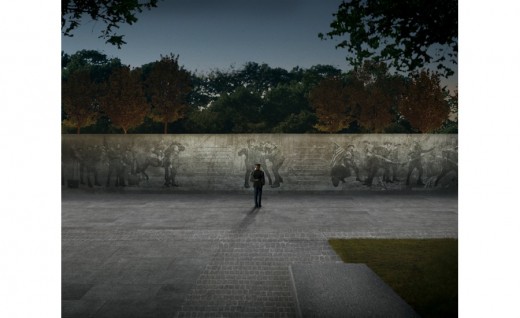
62;0;346;71
61;0;457;89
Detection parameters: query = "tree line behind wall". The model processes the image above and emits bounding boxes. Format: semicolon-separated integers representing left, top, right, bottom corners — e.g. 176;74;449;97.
62;50;458;135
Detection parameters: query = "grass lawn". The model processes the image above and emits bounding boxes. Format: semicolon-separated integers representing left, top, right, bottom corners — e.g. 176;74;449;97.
328;239;458;318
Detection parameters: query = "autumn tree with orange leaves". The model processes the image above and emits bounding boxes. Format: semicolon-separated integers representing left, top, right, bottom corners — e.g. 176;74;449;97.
309;61;401;133
399;71;450;133
62;70;99;134
145;54;191;134
308;77;353;133
99;66;149;134
349;61;402;133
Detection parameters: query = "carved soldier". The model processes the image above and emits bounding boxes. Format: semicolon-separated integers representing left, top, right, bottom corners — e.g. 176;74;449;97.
81;145;102;187
330;143;360;187
105;143;126;187
406;141;434;186
263;141;285;188
363;142;388;187
434;145;458;187
163;142;185;187
382;142;399;183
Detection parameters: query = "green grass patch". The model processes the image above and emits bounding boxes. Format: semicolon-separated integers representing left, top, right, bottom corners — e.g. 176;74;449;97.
328;238;458;318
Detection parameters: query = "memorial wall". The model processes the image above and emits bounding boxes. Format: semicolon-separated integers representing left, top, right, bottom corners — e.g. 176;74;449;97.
62;134;458;191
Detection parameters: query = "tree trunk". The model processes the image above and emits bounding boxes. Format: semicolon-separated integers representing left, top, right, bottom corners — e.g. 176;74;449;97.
164;121;168;134
123;128;127;134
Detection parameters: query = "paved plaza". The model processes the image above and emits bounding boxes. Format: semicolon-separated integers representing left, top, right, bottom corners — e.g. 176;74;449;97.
62;189;457;318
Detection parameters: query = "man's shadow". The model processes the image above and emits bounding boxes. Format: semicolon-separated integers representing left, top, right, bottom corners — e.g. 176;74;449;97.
235;207;259;232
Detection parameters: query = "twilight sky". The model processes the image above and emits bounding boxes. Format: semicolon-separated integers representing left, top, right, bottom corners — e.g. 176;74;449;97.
61;0;457;89
62;0;347;71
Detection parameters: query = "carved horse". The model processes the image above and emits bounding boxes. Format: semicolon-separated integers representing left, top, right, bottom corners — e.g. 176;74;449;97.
131;150;162;182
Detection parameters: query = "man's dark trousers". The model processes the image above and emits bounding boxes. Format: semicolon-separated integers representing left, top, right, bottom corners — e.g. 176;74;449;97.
254;186;262;207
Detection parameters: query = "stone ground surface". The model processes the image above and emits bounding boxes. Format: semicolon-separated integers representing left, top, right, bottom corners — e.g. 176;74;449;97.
62;189;457;318
290;263;420;318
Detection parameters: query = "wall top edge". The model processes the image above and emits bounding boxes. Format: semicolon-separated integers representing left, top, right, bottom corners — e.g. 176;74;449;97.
61;133;458;136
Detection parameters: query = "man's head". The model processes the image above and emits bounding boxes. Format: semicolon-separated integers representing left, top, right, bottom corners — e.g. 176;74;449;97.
255;164;261;170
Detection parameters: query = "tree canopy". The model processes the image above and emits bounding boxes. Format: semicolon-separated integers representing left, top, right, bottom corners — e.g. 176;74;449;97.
62;0;158;47
62;50;122;82
398;70;450;133
99;66;149;134
309;77;352;133
61;50;456;134
144;54;192;134
348;61;402;132
320;0;458;77
62;70;99;134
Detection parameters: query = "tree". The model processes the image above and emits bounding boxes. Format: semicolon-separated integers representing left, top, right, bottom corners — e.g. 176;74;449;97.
320;0;457;77
62;70;99;134
99;66;149;134
308;77;354;133
300;64;343;90
62;50;124;133
236;62;292;93
196;62;293;103
309;61;406;133
207;87;265;133
398;70;450;133
261;83;310;130
348;61;403;132
62;0;158;47
447;88;458;122
145;54;191;134
436;88;458;133
183;108;221;133
271;111;317;133
62;50;122;82
349;83;395;133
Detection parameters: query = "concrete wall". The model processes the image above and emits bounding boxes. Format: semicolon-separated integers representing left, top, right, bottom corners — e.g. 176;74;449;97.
62;134;458;191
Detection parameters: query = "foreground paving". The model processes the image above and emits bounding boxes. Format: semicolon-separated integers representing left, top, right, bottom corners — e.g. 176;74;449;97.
62;190;457;318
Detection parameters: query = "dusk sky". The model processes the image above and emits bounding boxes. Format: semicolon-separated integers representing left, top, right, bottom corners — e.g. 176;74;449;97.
61;0;457;89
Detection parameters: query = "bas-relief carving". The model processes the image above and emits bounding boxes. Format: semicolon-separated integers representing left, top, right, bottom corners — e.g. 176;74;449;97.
329;139;458;189
238;139;285;188
62;135;457;191
330;143;362;187
63;137;186;188
433;144;458;187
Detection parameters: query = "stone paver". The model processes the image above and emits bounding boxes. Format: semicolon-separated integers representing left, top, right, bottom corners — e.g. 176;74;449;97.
62;190;457;318
290;264;419;318
177;230;342;317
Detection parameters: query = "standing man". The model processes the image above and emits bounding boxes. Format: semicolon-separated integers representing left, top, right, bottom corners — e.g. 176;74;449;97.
250;163;265;208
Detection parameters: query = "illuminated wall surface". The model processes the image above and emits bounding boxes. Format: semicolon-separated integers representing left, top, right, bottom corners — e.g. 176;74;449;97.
62;134;458;191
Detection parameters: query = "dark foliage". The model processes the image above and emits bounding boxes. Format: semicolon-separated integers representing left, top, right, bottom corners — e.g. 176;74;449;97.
62;50;457;134
62;0;159;48
320;0;457;77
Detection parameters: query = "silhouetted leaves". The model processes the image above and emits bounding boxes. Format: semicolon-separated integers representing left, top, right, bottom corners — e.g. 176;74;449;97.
320;0;457;77
62;0;158;48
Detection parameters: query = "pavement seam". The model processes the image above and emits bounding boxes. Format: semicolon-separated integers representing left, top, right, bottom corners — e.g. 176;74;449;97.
175;230;343;318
